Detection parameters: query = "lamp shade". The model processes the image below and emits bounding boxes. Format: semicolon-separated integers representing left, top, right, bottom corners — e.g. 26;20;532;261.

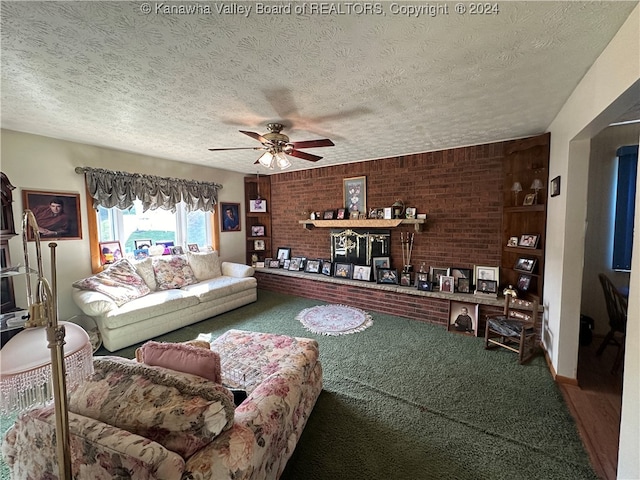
511;182;522;193
530;178;544;190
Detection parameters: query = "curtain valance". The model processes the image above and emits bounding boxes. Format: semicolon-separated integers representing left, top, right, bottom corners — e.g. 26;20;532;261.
76;167;223;213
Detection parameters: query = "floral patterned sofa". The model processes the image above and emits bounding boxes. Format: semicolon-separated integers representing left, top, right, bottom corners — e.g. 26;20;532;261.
2;330;323;480
71;251;257;351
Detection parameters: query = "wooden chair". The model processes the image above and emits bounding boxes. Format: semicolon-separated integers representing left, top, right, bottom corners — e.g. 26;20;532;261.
484;295;539;364
595;273;627;374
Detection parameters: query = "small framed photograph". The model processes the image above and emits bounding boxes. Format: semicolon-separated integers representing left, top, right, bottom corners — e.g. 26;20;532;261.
251;224;265;237
400;272;412;286
268;259;280;268
514;257;537;273
254;239;265;251
334;263;352;279
133;248;149;260
449;267;472;289
22;189;82;240
523;193;536;206
99;241;123;266
457;278;471;293
474;265;499;284
550;176;561;197
343;176;366;214
135;239;153;250
276;247;291;262
353;265;372;281
517;273;533;292
405;207;417;219
336;208;346;220
519;234;539;248
305;259;321;273
448;301;479;336
220;202;241;232
289;257;302;271
475;279;498;295
369;208;379;219
377;268;398;284
156;240;174;255
439;275;455;293
321;261;332;276
249;198;267;213
383;207;392;219
256;261;265;268
283;259;291;269
372;256;391;280
430;267;449;287
170;245;184;255
323;210;335;220
507;236;519;247
187;243;200;252
417;278;432;291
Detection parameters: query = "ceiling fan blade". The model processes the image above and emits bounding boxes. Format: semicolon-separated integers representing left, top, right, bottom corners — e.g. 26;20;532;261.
208;146;265;151
288;149;323;162
240;130;270;144
290;139;335;149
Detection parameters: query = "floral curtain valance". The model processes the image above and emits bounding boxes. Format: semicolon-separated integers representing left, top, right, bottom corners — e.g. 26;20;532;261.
76;167;223;213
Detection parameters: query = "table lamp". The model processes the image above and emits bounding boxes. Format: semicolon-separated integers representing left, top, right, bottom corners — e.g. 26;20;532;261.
0;210;93;480
530;178;544;204
511;182;522;206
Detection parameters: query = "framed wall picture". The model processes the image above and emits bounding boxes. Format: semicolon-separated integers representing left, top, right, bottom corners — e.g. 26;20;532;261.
249;198;267;213
135;239;153;250
514;257;537;273
334;263;352;278
22;189;82;240
377;268;398;284
98;241;122;266
251;224;265;237
220;202;241;232
550;176;561;197
448;301;479;337
254;239;266;251
343;176;367;214
353;265;371;281
519;234;539;248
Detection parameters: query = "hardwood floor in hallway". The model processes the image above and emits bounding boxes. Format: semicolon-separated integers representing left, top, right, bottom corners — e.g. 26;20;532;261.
559;338;624;480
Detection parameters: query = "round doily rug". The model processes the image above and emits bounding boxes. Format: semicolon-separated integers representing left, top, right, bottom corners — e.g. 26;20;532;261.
296;304;373;336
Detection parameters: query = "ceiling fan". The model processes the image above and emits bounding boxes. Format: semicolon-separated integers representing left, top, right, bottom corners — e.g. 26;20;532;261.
208;122;334;170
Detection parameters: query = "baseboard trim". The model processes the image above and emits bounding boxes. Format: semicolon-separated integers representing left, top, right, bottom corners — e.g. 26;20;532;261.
543;347;579;385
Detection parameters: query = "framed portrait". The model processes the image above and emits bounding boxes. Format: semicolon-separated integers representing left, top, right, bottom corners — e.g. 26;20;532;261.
429;267;449;287
519;234;539;248
475;279;497;295
457;277;470;293
99;241;122;266
439;275;455;293
448;301;479;337
514;257;537;273
334;263;352;279
523;193;536;206
405;207;416;219
187;243;200;252
254;239;266;251
474;265;499;285
288;257;301;271
321;261;332;276
400;272;412;286
22;189;82;241
220;202;241;232
507;236;519;247
170;245;184;255
550;176;561;197
353;265;372;281
417;278;432;291
256;261;265;268
135;239;153;250
283;259;291;269
133;248;149;260
251;224;265;237
372;256;391;280
517;273;533;292
337;208;346;220
323;210;335;220
305;259;321;273
276;247;291;261
249;198;267;213
377;268;398;284
268;259;280;268
343;176;367;214
449;267;472;289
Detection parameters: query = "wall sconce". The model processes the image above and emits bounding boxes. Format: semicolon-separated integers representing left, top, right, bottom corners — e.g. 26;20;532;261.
530;178;544;204
511;182;522;206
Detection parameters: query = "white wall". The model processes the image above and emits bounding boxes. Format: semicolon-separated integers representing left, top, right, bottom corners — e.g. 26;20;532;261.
582;123;638;335
1;129;247;321
544;4;639;478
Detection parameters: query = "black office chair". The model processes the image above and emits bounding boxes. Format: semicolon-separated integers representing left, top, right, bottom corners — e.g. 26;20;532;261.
595;273;628;373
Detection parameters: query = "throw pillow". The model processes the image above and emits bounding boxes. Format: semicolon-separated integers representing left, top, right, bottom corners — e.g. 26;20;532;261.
72;259;150;306
69;356;235;459
186;251;222;281
138;341;222;384
152;255;199;290
132;257;157;291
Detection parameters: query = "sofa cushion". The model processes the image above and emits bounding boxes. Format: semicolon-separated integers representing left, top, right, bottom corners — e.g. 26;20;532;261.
72;259;151;306
139;341;222;383
152;255;199;290
186;251;222;281
133;257;158;291
181;276;257;302
69;356;235;460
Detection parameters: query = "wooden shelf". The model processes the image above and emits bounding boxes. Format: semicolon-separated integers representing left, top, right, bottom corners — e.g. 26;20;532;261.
299;218;426;232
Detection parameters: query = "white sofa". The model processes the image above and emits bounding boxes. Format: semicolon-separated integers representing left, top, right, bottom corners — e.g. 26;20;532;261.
72;252;257;351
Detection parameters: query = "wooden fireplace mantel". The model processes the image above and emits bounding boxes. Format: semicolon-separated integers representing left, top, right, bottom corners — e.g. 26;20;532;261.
299;218;426;232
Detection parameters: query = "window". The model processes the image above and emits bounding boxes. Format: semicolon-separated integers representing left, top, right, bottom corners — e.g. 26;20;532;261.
97;200;213;255
612;145;638;271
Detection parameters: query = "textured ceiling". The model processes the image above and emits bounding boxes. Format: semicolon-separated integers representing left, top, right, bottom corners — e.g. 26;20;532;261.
1;1;637;174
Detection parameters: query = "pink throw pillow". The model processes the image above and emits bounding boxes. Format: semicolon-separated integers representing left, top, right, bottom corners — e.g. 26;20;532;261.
139;341;221;383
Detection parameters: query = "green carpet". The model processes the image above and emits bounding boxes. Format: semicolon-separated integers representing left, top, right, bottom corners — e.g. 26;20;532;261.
2;290;597;479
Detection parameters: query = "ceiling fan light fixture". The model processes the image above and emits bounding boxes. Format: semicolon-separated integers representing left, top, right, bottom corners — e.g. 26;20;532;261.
257;151;274;169
275;151;291;169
